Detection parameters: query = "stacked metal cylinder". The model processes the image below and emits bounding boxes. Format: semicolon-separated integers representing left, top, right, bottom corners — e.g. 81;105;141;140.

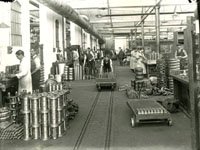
156;59;167;88
21;93;31;141
8;93;20;123
166;58;180;91
63;65;69;81
68;67;74;81
135;67;144;80
21;83;70;141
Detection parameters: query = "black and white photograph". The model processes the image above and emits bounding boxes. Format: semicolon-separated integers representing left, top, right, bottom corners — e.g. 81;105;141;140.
0;0;199;149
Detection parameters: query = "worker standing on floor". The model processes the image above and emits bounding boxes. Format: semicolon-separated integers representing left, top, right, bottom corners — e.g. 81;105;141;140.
118;47;125;66
83;48;95;79
175;44;188;70
136;47;147;75
8;50;32;94
31;48;41;91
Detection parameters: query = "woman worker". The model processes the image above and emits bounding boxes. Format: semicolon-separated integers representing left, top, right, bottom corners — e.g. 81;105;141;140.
8;50;32;94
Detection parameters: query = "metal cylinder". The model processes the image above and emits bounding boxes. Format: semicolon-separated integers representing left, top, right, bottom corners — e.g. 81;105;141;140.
32;111;40;126
23;124;31;141
50;124;58;140
41;112;49;126
32;125;40;140
21;95;30;113
41;125;49;141
57;96;63;111
50;109;58;126
58;122;65;137
49;95;58;110
40;93;49;113
59;83;63;90
23;113;31;125
31;98;40;111
57;110;63;124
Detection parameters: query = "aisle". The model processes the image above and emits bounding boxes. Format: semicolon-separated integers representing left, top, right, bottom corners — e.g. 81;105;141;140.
0;63;192;150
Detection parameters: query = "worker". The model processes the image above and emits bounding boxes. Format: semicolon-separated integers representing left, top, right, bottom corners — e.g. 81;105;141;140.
83;48;95;79
118;47;125;66
175;44;188;70
130;48;137;72
136;48;147;75
31;48;41;91
100;54;113;74
8;50;32;94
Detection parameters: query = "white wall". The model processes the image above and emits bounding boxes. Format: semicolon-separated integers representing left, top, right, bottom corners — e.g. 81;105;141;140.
0;0;30;72
39;4;66;80
70;22;82;46
114;38;128;54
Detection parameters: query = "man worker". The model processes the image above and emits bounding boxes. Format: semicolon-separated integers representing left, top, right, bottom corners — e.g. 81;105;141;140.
8;50;32;94
31;48;41;91
175;44;188;70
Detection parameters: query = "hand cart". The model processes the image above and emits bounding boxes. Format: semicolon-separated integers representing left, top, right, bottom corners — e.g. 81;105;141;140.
95;72;117;91
127;99;172;127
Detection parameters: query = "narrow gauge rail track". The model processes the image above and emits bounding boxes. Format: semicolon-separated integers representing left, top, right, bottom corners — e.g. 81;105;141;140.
73;90;115;150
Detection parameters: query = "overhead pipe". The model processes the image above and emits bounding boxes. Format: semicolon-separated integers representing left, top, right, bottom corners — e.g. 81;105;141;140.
36;0;105;44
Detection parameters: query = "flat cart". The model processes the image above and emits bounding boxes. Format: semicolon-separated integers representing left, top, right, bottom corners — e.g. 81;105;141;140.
95;73;117;91
127;99;172;127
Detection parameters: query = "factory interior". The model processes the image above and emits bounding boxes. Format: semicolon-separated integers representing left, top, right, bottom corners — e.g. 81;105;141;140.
0;0;200;150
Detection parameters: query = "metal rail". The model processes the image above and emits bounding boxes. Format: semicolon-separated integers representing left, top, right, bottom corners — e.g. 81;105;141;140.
105;91;114;150
73;92;101;150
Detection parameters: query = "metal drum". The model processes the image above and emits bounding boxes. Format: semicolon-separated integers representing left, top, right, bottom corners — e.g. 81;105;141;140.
49;94;58;110
41;125;49;141
50;109;58;126
23;124;31;141
40;93;49;113
32;124;40;140
41;112;49;126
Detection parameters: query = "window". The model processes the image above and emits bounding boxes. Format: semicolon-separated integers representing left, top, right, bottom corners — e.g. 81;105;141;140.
11;1;22;46
55;20;59;48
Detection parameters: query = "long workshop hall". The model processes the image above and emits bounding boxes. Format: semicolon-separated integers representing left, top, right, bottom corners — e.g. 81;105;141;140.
0;0;199;150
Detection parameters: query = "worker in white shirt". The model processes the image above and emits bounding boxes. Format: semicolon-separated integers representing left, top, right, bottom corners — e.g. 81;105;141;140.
8;50;32;94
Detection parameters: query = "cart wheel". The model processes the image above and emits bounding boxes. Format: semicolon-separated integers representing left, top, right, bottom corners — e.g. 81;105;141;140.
168;120;173;126
131;117;135;128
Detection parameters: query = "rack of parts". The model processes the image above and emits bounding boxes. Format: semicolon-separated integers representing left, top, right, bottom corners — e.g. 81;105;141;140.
127;99;172;127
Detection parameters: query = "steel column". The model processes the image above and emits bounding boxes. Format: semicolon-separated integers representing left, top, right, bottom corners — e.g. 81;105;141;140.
155;5;160;53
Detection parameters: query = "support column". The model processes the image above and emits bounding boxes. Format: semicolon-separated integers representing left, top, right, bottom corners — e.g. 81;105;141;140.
130;29;133;49
141;21;145;48
155;5;160;53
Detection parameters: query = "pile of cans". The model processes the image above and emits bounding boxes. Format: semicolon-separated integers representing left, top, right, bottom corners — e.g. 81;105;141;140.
21;83;72;141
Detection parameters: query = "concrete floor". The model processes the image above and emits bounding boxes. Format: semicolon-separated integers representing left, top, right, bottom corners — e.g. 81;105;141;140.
0;62;192;150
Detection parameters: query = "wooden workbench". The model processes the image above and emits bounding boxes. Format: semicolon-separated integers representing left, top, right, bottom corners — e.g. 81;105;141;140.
170;74;190;114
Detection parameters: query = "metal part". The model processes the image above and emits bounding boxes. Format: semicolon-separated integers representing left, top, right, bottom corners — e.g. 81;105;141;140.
50;125;59;140
23;124;31;141
40;93;49;113
36;0;105;44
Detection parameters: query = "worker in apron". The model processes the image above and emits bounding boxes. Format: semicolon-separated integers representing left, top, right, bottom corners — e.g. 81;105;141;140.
136;48;147;75
8;50;32;94
175;44;188;70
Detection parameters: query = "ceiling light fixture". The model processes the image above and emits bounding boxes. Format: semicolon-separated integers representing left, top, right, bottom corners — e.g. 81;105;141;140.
95;14;103;18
